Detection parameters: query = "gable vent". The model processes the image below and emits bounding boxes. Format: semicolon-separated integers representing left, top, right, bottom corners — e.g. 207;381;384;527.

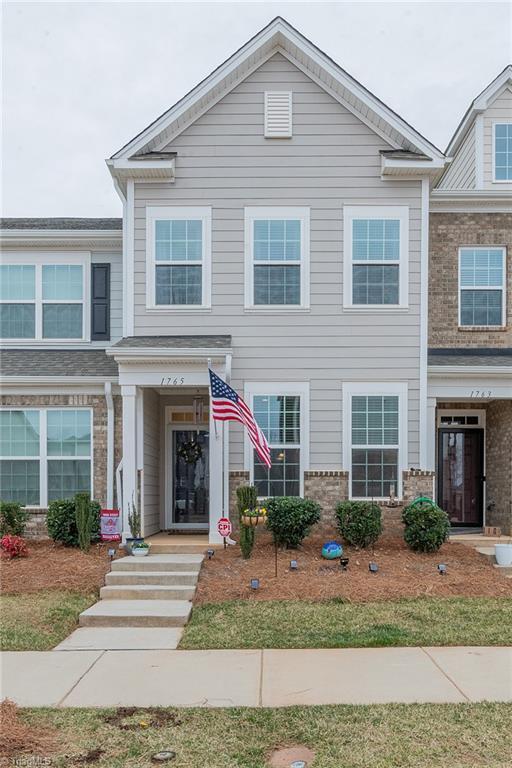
264;91;292;138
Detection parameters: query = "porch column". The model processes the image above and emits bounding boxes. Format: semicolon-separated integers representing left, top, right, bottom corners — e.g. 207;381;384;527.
121;384;138;540
426;397;437;472
209;401;224;544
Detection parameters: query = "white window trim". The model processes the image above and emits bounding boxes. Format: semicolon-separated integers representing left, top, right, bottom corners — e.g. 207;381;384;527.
0;407;93;508
342;381;408;500
458;246;506;328
343;205;409;310
492;121;512;184
243;381;310;497
146;206;212;310
0;252;91;343
244;207;310;310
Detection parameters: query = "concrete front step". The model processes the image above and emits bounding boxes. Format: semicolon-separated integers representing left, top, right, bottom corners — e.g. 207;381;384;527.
149;544;211;554
100;584;195;601
79;600;192;628
112;554;203;573
54;627;183;651
105;570;199;586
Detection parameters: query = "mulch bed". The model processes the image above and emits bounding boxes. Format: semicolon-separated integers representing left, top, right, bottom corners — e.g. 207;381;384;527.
195;533;512;604
0;540;116;595
0;699;58;760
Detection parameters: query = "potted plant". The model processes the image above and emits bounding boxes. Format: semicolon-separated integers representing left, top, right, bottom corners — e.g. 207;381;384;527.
125;499;143;554
132;541;150;557
240;506;267;527
495;540;512;566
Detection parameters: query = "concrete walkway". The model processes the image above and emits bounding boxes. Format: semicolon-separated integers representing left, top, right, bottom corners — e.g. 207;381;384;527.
2;646;511;708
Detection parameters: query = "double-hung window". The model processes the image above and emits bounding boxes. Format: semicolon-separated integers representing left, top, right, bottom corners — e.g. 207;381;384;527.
343;206;408;308
0;256;88;341
245;207;310;309
0;409;92;506
494;123;512;181
245;383;309;497
146;207;211;309
343;383;407;499
459;247;506;327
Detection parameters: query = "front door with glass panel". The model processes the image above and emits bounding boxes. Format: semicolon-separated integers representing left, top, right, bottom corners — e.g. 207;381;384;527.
171;429;209;528
437;429;484;526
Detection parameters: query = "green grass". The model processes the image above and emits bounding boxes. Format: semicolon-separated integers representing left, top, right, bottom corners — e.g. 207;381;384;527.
19;703;512;767
0;590;97;650
181;597;512;649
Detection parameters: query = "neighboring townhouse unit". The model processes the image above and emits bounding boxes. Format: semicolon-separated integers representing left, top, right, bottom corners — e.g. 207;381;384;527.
429;65;512;534
0;18;510;542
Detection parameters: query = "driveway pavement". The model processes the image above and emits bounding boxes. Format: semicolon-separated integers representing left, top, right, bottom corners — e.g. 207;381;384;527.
1;646;511;708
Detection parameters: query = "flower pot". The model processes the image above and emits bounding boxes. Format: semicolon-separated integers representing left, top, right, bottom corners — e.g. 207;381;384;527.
495;543;512;566
241;515;265;527
132;547;150;557
124;538;135;554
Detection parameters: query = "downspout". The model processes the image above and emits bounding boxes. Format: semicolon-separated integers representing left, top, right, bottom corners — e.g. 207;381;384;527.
104;381;115;508
113;178;128;337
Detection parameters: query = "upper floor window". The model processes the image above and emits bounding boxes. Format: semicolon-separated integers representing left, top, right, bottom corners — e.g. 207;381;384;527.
146;207;211;309
244;207;310;309
459;247;506;327
0;257;88;341
494;123;512;181
343;206;409;309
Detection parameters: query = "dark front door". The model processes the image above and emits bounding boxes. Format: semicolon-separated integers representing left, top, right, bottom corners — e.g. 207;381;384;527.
172;429;209;527
437;428;484;526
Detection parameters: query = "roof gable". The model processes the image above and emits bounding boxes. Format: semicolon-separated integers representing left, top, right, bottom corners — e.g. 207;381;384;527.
110;17;444;163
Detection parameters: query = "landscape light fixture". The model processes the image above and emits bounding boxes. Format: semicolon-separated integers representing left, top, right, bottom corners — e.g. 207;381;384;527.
438;563;447;575
250;578;260;590
369;562;379;574
290;762;307;768
340;557;349;571
207;549;215;560
108;548;116;561
290;559;298;571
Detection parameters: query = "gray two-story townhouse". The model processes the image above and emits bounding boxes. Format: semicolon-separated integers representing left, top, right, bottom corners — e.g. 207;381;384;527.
1;18;509;546
429;65;512;534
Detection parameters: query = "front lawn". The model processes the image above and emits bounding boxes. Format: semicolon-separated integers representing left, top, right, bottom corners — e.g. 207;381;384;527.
0;590;97;650
8;703;512;767
181;596;512;649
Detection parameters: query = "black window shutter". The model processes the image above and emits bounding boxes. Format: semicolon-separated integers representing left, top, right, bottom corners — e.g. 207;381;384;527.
91;263;110;340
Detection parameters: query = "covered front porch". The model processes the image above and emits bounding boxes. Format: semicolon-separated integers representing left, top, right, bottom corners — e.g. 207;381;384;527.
107;336;232;544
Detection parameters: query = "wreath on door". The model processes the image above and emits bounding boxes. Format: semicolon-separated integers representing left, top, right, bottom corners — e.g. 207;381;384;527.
177;440;203;464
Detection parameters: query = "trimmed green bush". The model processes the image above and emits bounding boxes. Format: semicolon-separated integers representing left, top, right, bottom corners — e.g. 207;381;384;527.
265;497;321;548
335;500;382;548
402;498;450;553
47;494;100;548
0;501;28;537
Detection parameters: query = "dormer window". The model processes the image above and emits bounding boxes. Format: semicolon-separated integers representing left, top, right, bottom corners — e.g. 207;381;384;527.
494;123;512;181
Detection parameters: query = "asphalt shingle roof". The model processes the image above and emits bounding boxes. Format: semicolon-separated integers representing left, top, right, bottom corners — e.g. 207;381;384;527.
0;218;122;230
112;335;232;349
0;349;118;377
428;348;512;367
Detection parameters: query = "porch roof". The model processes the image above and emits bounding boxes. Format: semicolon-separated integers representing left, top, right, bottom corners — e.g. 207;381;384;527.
111;335;231;349
0;349;119;378
428;348;512;367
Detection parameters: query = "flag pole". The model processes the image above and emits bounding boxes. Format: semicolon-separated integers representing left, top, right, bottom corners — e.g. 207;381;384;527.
207;358;218;440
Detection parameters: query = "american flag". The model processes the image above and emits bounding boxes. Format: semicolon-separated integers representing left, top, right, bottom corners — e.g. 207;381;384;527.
209;369;271;468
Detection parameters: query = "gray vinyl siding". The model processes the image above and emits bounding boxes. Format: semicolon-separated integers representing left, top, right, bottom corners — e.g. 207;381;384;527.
91;252;123;345
483;85;512;189
438;123;476;190
143;387;160;536
132;53;423;470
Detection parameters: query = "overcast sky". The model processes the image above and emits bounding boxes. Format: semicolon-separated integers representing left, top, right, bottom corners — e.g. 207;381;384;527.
2;1;511;217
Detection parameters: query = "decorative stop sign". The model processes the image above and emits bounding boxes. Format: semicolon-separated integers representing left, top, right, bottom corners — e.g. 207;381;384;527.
217;517;232;539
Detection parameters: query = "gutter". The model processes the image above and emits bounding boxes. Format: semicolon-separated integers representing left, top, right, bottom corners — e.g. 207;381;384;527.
104;382;115;508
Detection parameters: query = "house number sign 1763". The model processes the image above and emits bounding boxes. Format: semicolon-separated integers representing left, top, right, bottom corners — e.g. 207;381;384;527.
160;376;186;386
470;390;492;398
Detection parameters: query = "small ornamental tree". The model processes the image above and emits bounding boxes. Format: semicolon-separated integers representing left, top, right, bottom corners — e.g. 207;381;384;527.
335;501;382;549
402;497;450;553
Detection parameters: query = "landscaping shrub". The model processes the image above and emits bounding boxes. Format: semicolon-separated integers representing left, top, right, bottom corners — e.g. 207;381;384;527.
75;493;96;552
335;501;382;548
236;485;258;559
0;501;28;537
1;534;28;559
47;494;100;548
265;497;321;548
402;498;450;552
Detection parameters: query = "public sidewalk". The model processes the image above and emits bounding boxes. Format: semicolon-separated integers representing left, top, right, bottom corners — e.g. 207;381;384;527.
2;646;511;708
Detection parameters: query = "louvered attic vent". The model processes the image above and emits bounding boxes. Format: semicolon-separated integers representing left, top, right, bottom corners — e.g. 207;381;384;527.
264;91;292;138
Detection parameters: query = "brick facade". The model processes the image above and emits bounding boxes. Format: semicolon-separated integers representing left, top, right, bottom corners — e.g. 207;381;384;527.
0;393;123;539
486;400;512;534
429;212;512;348
402;469;436;502
304;470;349;532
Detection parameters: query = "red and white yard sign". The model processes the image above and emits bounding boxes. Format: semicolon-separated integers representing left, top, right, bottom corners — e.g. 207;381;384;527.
217;517;232;538
100;509;121;542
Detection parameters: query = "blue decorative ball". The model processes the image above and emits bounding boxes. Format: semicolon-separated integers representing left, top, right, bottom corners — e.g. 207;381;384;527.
321;540;343;559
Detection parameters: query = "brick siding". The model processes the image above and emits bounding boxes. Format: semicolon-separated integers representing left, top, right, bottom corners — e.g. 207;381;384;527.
486;400;512;534
429;212;512;347
304;470;349;532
